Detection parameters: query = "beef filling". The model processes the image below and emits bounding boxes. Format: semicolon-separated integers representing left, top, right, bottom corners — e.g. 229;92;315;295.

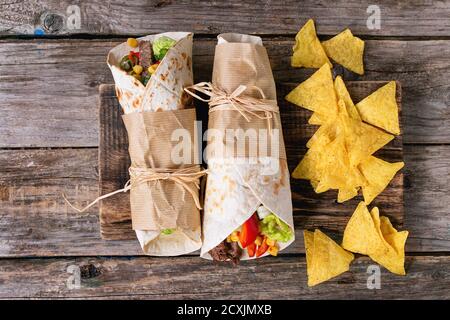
209;240;242;264
138;40;153;70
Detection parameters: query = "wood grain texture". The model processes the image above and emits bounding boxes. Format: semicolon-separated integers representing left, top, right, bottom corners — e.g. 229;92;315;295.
1;0;449;37
0;0;448;300
0;255;448;299
99;82;404;240
0;39;448;147
0;144;448;257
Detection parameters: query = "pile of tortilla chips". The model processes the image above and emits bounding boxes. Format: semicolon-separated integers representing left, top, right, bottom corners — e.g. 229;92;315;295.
287;64;404;204
291;19;365;75
342;202;409;275
304;203;408;286
291;19;409;287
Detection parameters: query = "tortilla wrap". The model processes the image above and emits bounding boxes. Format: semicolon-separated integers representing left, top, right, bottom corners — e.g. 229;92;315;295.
107;32;202;256
201;33;295;259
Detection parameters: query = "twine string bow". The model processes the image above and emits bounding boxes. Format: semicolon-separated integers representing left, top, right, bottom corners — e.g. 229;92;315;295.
184;82;279;131
63;166;207;213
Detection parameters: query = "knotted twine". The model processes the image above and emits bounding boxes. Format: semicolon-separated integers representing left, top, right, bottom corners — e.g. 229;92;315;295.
184;82;279;132
63;166;207;213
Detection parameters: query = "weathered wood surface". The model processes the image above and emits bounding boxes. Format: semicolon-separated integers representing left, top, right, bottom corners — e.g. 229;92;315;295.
99;82;404;240
0;255;448;299
0;0;449;299
0;143;447;257
1;1;450;37
0;39;449;147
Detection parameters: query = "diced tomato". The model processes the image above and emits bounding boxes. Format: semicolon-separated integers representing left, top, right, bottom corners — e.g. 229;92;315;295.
247;243;256;257
128;51;140;65
256;237;269;257
239;213;260;248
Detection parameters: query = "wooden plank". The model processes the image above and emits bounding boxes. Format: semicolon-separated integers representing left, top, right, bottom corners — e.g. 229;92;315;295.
1;1;449;37
0;39;448;147
0;148;142;256
99;82;404;240
0;148;447;257
0;255;448;299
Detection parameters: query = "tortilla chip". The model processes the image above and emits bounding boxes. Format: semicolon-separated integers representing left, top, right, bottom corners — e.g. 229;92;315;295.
308;112;326;125
292;148;322;180
342;116;394;165
338;187;359;203
307;77;354;126
380;215;397;236
291;19;332;69
307;121;338;149
285;64;338;116
305;229;354;287
316;136;357;191
359;156;405;204
310;179;329;193
322;29;365;75
304;230;314;279
356;81;400;135
342;202;386;255
334;76;361;121
369;208;408;275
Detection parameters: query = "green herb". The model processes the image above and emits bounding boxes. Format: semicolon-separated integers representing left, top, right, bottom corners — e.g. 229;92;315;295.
153;36;176;61
161;228;174;235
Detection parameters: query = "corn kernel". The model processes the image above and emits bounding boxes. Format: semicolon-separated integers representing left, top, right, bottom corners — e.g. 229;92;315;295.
127;38;138;48
268;246;278;256
226;235;232;243
133;65;143;75
148;63;159;74
254;235;263;246
266;238;277;247
230;231;240;242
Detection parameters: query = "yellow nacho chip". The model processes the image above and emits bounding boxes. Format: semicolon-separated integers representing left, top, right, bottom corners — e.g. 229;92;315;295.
342;116;394;165
306;99;348;149
342;202;386;255
338;187;359;203
308;112;325;125
369;208;408;275
306;121;338;149
314;136;358;191
304;230;314;279
359;156;405;204
291;19;332;69
292;148;322;181
356;81;400;135
307;79;355;126
310;179;329;193
380;215;397;236
285;64;338;116
322;29;365;75
304;229;354;287
334;76;361;121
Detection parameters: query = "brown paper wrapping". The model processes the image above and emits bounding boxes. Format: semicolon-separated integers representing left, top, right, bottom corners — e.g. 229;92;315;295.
207;108;286;159
212;42;277;100
122;108;200;232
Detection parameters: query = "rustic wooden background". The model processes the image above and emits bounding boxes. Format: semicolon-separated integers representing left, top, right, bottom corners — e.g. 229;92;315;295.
0;0;449;299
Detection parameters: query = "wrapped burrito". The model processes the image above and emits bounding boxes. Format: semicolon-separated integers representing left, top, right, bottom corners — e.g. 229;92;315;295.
107;32;203;256
195;33;295;262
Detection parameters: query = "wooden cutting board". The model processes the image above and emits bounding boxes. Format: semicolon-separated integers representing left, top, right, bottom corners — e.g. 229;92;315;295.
98;81;403;240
